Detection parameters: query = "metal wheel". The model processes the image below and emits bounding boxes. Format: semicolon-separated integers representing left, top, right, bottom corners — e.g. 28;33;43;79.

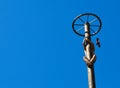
72;13;102;36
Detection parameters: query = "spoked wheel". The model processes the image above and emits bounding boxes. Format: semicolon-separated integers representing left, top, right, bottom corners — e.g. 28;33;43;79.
72;13;102;36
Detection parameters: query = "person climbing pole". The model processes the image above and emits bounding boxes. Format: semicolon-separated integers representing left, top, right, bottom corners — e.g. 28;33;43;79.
82;38;96;67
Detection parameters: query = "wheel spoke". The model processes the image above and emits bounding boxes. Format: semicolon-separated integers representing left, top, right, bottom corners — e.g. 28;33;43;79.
90;25;100;27
86;15;89;22
74;24;84;26
76;27;84;32
78;18;85;23
89;18;97;24
90;28;96;34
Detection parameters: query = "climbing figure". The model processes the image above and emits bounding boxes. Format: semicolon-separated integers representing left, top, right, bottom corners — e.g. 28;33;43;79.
82;38;96;66
96;38;100;47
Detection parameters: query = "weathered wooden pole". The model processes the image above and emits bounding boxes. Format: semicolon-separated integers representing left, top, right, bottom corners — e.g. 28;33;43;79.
84;22;96;88
72;13;102;88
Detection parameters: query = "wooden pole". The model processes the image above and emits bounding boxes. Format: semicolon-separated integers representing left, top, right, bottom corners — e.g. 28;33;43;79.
84;22;96;88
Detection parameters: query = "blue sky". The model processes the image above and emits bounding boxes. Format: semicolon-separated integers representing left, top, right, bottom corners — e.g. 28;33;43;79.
0;0;119;88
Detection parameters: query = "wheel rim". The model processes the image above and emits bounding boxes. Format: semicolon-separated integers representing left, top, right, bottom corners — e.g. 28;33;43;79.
72;13;102;36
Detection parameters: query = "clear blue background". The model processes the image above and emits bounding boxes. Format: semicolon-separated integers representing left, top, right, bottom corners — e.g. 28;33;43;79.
0;0;119;88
